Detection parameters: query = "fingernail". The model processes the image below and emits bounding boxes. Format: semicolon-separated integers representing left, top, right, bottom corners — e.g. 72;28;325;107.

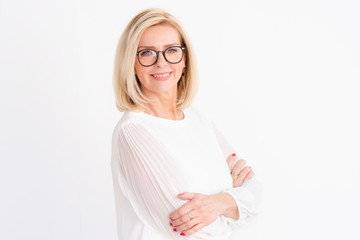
169;217;173;220
173;228;177;232
232;153;236;156
170;223;173;226
180;233;185;236
178;193;184;196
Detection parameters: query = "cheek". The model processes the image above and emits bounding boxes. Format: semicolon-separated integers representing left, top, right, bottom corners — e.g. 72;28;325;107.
134;62;140;75
134;58;146;75
135;63;147;78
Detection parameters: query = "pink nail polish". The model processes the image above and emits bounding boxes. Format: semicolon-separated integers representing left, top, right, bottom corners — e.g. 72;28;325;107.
173;228;177;232
170;223;173;226
181;233;185;236
178;193;184;196
232;153;236;156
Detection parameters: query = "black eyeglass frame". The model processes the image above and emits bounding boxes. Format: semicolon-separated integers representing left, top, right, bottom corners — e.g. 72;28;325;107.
136;46;185;67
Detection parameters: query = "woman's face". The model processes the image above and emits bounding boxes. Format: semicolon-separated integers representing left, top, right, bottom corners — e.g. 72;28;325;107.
135;24;185;99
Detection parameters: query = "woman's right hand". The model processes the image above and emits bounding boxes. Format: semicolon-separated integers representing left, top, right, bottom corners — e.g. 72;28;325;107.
226;154;254;187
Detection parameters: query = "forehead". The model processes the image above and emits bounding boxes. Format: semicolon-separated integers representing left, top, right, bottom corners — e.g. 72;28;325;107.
138;23;182;48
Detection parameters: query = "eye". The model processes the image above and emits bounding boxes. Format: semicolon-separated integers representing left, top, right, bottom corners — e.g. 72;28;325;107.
166;47;179;54
139;50;153;56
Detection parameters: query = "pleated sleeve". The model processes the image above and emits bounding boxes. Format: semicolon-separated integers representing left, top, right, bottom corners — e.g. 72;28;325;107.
211;122;264;229
111;120;189;239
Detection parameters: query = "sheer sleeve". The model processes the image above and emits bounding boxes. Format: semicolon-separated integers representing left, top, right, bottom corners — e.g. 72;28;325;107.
211;122;264;229
111;120;188;239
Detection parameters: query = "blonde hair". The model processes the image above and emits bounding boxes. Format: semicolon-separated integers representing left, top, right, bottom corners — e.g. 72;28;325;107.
113;8;199;112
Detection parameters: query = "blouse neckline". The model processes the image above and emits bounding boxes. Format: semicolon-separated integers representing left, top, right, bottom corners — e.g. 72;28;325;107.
127;108;189;126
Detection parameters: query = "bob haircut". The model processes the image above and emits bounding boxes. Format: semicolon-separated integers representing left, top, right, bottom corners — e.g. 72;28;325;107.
113;8;199;112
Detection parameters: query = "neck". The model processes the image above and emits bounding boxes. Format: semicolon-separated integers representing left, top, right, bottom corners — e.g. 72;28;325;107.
141;89;182;120
144;104;181;120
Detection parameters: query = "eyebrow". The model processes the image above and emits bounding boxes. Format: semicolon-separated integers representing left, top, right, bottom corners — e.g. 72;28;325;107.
137;43;181;50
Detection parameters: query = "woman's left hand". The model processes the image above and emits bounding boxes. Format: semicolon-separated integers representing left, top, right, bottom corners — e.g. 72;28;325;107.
169;192;237;236
226;154;255;187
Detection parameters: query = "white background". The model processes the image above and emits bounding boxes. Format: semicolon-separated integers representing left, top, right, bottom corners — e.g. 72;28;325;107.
1;0;359;239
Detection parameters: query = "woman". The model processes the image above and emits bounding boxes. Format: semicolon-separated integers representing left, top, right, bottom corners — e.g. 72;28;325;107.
111;8;263;240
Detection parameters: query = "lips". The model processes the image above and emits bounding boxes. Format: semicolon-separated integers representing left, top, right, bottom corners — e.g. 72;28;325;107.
153;73;170;78
151;72;172;81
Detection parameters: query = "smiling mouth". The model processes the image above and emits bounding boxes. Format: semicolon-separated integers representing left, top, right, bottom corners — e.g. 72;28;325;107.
151;72;172;80
152;72;170;77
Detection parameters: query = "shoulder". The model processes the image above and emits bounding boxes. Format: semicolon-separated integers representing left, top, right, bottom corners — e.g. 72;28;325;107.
186;105;214;128
112;111;134;133
111;111;149;142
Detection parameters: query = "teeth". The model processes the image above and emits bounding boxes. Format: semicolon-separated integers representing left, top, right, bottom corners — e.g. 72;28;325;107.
153;73;170;78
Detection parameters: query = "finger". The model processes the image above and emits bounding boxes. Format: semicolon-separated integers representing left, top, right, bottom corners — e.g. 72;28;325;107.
177;192;196;201
231;159;246;175
231;172;237;185
170;204;192;221
171;210;194;227
170;193;197;220
171;209;199;227
231;159;246;185
174;216;200;232
180;223;206;237
233;166;252;187
226;153;237;172
236;166;252;186
243;170;255;182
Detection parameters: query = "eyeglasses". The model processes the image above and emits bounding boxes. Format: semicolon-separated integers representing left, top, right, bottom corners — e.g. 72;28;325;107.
136;46;185;67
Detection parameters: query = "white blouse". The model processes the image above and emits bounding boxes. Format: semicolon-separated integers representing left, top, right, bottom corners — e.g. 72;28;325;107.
111;106;263;240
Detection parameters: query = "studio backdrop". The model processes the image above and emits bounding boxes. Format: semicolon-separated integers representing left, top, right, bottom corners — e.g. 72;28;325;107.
1;0;359;239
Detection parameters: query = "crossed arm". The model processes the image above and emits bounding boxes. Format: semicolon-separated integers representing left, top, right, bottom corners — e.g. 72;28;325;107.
168;154;255;236
112;121;262;239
